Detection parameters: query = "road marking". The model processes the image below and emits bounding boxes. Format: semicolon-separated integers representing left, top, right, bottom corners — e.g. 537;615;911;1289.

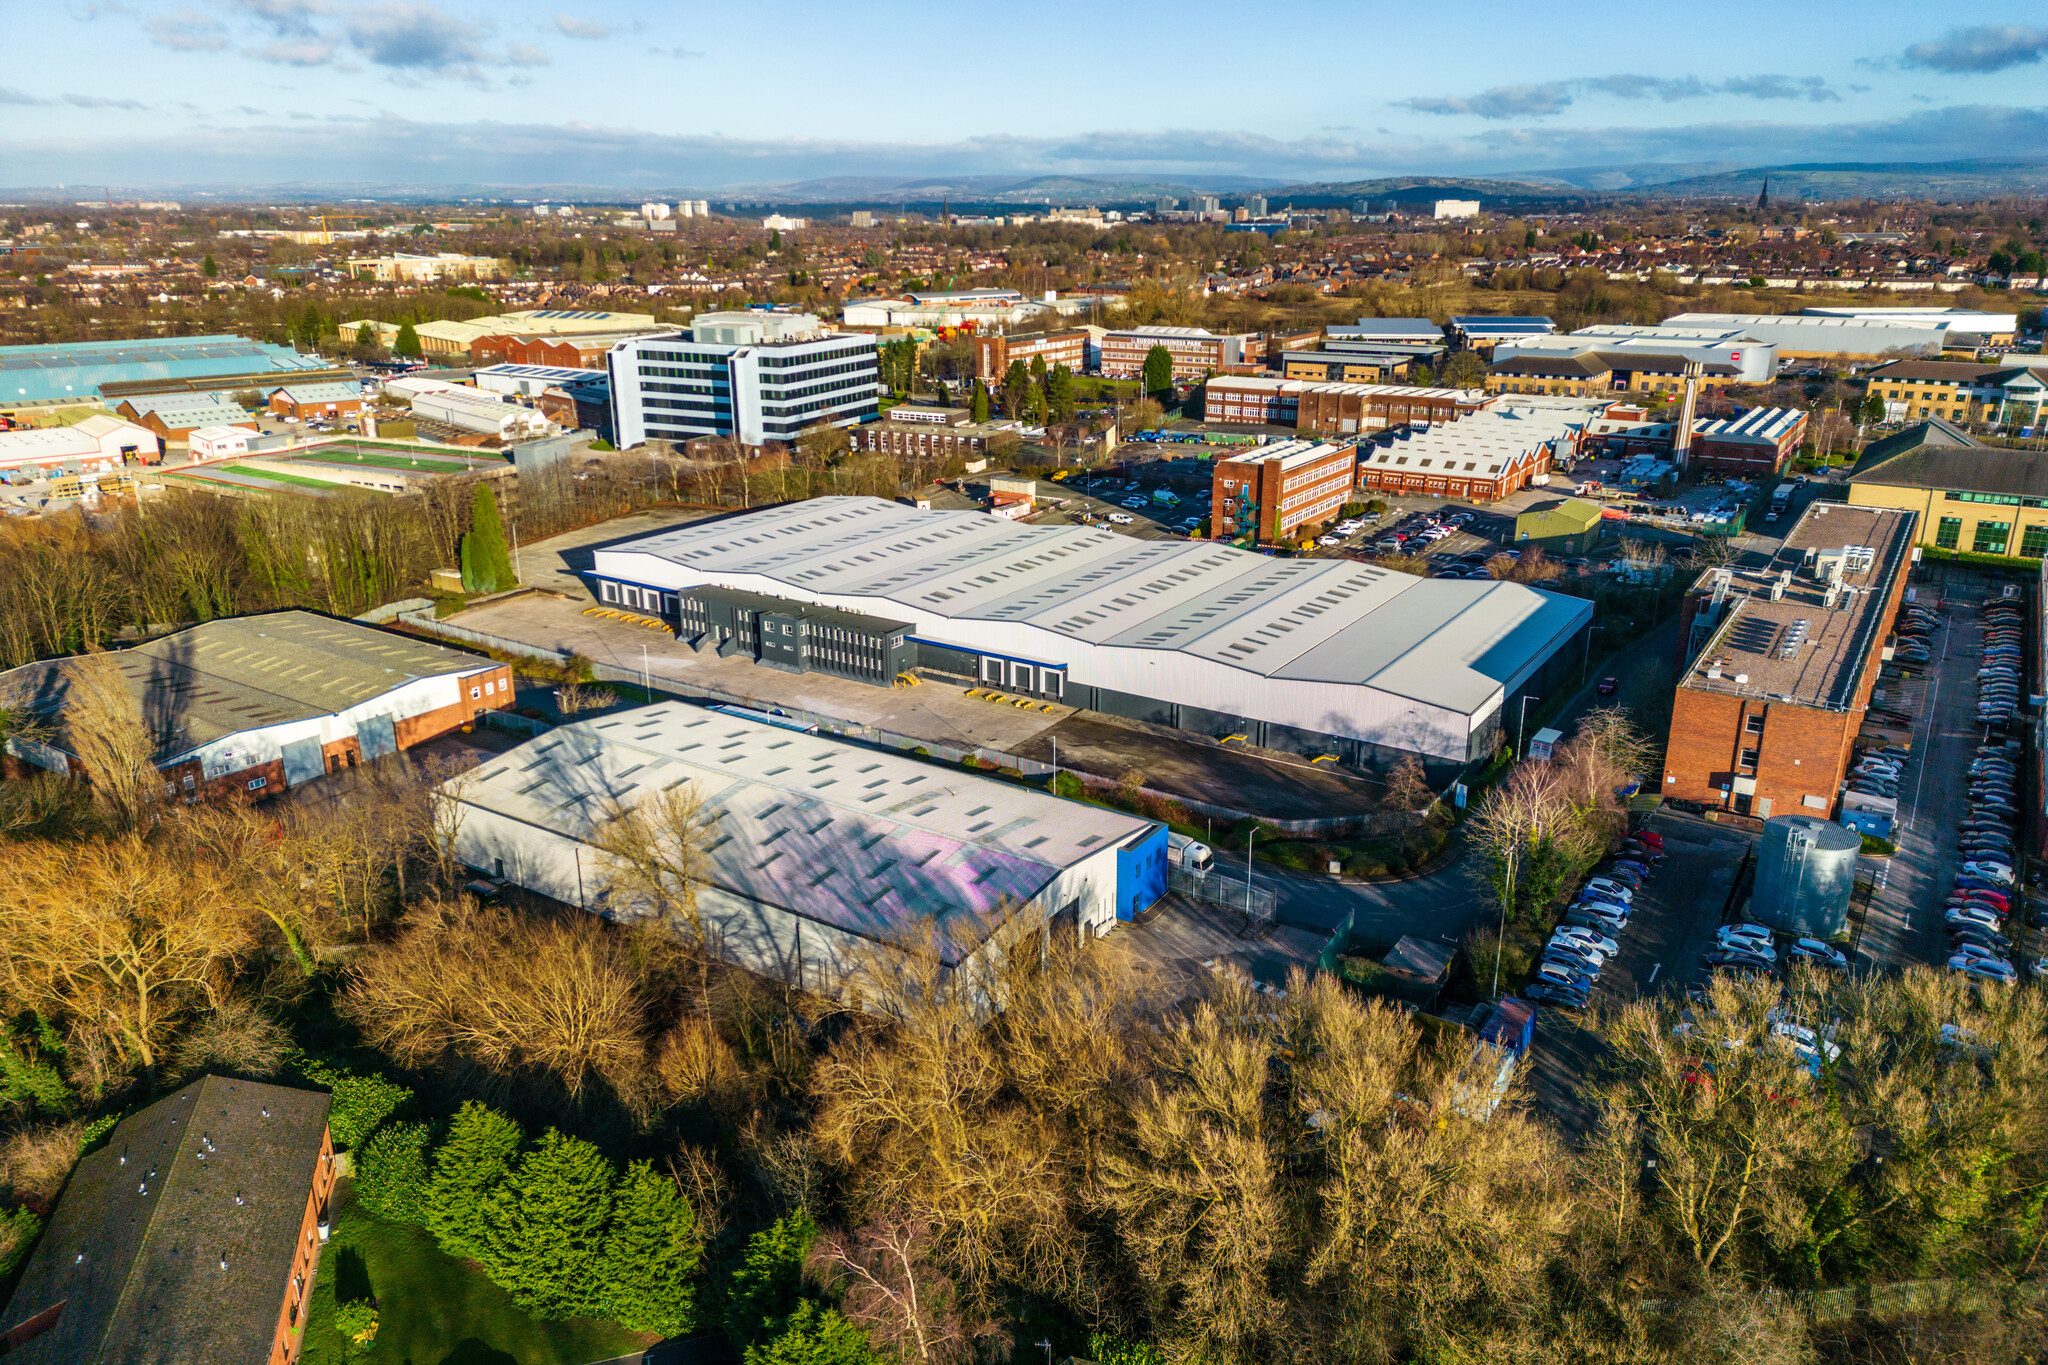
1647;962;1661;983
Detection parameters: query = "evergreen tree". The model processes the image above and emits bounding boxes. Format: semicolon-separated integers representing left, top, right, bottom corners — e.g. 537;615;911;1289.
1029;353;1048;387
1046;364;1076;421
424;1101;520;1262
356;1121;435;1226
354;322;377;350
970;379;990;423
1028;383;1048;425
596;1160;701;1334
743;1300;880;1365
1858;392;1886;425
723;1210;817;1349
1141;343;1174;397
933;379;951;407
201;253;219;278
394;319;422;357
292;302;324;354
480;1128;616;1319
460;483;516;594
1002;360;1031;419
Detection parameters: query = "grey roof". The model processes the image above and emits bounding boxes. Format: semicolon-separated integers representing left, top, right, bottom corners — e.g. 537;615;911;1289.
597;497;1590;715
1847;420;2048;495
457;705;1155;962
0;1076;331;1365
0;610;498;765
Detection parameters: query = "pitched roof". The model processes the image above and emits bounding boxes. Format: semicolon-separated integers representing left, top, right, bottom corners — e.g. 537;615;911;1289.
0;1076;331;1365
1866;360;2034;384
1489;352;1609;377
1847;420;2048;496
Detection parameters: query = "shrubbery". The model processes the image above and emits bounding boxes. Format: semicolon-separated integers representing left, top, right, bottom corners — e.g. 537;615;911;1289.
290;1051;411;1150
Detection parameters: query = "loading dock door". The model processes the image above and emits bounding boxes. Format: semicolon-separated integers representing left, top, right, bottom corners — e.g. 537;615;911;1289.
279;737;323;787
357;714;397;761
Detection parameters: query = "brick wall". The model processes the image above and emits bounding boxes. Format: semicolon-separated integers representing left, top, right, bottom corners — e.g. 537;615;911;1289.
268;1124;337;1365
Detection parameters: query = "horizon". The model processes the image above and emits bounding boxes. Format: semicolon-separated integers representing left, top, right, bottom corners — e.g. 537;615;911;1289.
4;4;2046;190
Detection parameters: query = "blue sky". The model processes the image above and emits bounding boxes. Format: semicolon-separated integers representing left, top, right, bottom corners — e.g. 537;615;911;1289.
2;1;2045;189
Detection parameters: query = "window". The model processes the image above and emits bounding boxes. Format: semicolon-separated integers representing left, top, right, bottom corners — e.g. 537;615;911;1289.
1744;714;1765;734
1740;749;1759;769
1973;520;2011;555
2022;524;2048;559
600;580;619;603
1935;516;1962;549
246;776;267;791
470;686;481;700
484;680;495;695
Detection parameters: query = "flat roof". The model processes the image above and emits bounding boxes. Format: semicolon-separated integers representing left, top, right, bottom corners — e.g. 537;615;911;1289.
1682;503;1915;710
0;610;498;764
1220;439;1352;471
457;705;1155;962
595;497;1591;716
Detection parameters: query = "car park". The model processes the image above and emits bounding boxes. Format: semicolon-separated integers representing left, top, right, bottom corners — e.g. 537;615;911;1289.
1945;905;2005;933
1552;925;1619;956
1106;512;1135;525
1704;950;1775;974
1565;905;1628;933
1535;960;1597;991
1523;981;1590;1009
1583;878;1634;904
1787;938;1849;972
1949;954;2018;984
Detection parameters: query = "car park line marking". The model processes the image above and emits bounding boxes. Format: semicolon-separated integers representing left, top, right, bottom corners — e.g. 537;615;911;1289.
1647;963;1660;984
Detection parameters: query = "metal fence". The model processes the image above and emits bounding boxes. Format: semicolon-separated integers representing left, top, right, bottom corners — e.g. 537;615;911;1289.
1171;866;1276;937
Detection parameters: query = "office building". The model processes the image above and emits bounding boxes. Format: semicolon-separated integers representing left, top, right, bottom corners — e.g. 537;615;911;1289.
1490;327;1778;385
1099;326;1253;381
1848;420;2048;557
0;1077;336;1365
1485;347;1751;398
1663;503;1915;818
1;335;327;409
1281;350;1442;385
1203;377;1490;433
1863;359;2048;427
1448;316;1556;358
1325;318;1445;348
609;312;879;449
972;329;1088;380
0;612;511;798
1433;200;1481;219
851;406;997;463
588;497;1592;769
1353;403;1587;502
447;705;1169;991
1209;440;1357;544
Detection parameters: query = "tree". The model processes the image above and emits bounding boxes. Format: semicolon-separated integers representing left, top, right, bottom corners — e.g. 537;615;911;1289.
1857;392;1886;425
1140;344;1174;398
354;322;378;351
812;1217;993;1363
1442;350;1488;390
459;483;516;594
744;1300;882;1365
292;302;324;354
424;1100;521;1263
1002;360;1031;419
725;1211;819;1349
60;651;159;831
480;1128;617;1318
969;380;990;424
1045;365;1076;422
393;320;422;357
356;1121;435;1225
200;253;219;278
589;783;719;949
1382;755;1432;812
598;1160;701;1334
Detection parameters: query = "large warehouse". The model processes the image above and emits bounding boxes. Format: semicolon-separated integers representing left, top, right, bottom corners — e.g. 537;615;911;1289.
0;335;328;409
0;612;512;798
449;706;1168;992
589;497;1592;769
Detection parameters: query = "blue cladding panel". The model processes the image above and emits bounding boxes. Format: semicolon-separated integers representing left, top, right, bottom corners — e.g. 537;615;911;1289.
1114;825;1170;920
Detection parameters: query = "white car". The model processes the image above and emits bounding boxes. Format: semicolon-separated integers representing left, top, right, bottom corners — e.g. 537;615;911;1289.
1583;878;1635;904
1551;925;1619;956
1106;512;1136;525
1716;927;1776;960
1963;861;2014;885
1549;931;1614;962
1318;534;1343;546
1770;1021;1842;1064
1949;953;2017;984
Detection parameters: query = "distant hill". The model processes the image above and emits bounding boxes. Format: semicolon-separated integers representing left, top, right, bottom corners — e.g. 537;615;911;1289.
1634;158;2048;200
1261;175;1616;211
727;173;1285;204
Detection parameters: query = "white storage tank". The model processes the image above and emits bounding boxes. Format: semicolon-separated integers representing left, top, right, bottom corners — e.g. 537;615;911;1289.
1751;814;1860;939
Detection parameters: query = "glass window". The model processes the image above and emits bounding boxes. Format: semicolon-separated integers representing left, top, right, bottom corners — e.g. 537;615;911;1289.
1973;520;2011;555
2022;524;2048;559
1936;516;1962;549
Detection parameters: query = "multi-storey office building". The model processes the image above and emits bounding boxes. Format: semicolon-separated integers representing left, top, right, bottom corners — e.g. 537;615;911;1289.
1099;326;1251;381
1203;377;1489;434
1863;359;2048;427
608;313;881;448
1210;440;1358;544
973;330;1088;380
1849;420;2048;557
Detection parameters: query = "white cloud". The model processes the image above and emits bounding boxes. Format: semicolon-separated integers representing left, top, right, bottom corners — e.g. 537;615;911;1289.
505;42;550;66
147;8;228;50
346;1;483;71
552;14;609;39
1399;83;1574;119
252;38;336;65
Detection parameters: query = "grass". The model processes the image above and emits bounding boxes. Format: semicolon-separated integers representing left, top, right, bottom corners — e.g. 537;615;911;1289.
300;1204;650;1365
218;463;371;492
290;449;497;472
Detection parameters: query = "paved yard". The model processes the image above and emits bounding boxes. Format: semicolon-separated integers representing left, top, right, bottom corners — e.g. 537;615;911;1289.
510;507;727;600
1114;895;1328;993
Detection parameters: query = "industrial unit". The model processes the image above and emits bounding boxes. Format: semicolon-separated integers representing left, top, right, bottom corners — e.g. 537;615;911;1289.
1659;308;2015;361
447;705;1168;993
1663;503;1916;818
0;612;513;798
1688;408;1808;476
589;497;1592;769
1354;403;1588;502
0;413;160;475
0;335;328;409
608;311;881;448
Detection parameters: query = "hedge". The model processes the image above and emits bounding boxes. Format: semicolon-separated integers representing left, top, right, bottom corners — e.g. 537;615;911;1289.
289;1051;412;1149
1914;545;2042;574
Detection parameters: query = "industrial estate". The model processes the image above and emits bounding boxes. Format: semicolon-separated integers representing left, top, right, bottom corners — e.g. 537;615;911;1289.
3;15;2048;1361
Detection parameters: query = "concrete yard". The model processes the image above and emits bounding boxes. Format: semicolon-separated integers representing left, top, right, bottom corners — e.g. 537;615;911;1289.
1114;895;1329;993
508;507;728;601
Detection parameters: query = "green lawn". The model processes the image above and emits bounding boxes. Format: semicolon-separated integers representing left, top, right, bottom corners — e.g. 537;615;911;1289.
290;450;497;473
218;463;365;492
300;1205;651;1365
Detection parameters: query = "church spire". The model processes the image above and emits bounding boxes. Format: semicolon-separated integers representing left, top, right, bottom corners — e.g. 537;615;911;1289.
1757;176;1770;211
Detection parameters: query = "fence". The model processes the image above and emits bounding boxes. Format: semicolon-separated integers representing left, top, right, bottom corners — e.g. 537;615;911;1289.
1170;866;1276;936
1317;908;1358;975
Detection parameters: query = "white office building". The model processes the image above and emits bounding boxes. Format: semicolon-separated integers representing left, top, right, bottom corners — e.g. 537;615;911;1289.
608;312;880;448
589;496;1592;770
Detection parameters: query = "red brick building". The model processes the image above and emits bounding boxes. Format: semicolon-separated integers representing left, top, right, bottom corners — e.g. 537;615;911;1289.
0;611;512;800
1211;439;1358;543
266;383;365;422
1204;376;1492;433
1352;404;1584;502
1662;503;1915;818
1101;326;1255;381
1688;407;1808;476
973;329;1088;380
0;1076;337;1365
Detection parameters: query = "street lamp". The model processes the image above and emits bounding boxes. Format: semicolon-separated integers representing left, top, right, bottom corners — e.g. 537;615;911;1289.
1516;694;1540;760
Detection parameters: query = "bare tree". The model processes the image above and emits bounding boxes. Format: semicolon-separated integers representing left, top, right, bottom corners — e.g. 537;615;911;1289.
811;1216;1003;1363
588;783;720;947
61;651;160;831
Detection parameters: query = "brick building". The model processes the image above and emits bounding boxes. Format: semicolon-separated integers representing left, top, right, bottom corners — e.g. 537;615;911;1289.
1210;440;1357;544
1281;351;1434;384
852;406;996;464
1204;376;1491;433
1352;403;1587;502
0;612;511;800
266;382;365;423
972;329;1088;380
1662;503;1916;819
0;1076;336;1365
1688;407;1807;477
1100;326;1253;381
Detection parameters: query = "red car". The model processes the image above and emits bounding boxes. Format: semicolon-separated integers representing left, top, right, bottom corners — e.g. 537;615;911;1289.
1596;676;1619;696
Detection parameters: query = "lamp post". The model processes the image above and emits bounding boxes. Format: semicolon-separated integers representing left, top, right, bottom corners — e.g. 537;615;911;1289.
1517;694;1540;761
1243;824;1256;922
640;643;650;698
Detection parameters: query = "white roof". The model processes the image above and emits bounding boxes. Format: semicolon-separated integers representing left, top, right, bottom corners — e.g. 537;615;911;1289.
0;414;153;461
597;497;1591;715
458;704;1154;961
1359;405;1584;477
187;425;252;441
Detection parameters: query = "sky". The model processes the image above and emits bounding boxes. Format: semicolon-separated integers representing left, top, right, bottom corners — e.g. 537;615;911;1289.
2;1;2046;191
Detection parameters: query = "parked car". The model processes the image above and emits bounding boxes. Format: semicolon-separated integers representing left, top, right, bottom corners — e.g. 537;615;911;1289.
1552;925;1619;956
1787;939;1849;972
1596;676;1619;696
1523;980;1590;1009
1949;954;2017;984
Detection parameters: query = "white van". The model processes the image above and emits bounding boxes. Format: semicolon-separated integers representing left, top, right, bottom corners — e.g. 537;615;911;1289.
1167;832;1213;877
